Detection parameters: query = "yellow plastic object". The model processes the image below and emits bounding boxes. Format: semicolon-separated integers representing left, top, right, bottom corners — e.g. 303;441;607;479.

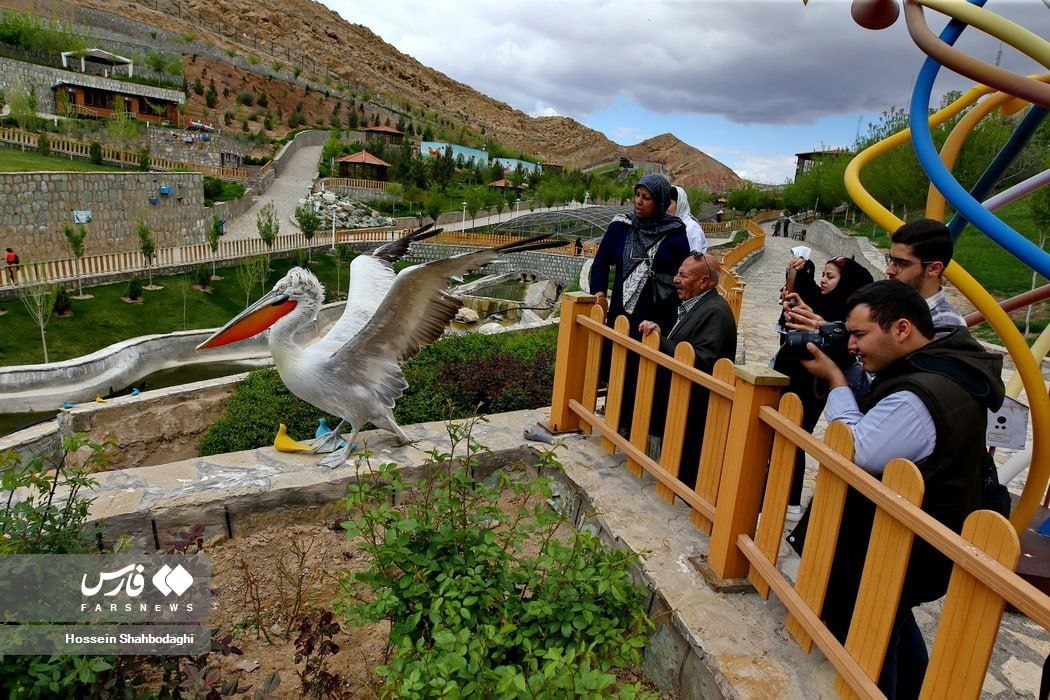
94;395;106;404
274;423;312;453
1006;324;1050;399
915;0;1050;68
843;82;1050;534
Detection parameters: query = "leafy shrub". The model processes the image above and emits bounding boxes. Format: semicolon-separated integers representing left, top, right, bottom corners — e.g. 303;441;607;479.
194;264;211;288
287;110;306;129
192;77;204;95
137;146;150;171
257;92;268;108
202;176;245;205
247;54;260;65
205;80;218;109
337;426;654;697
126;278;142;301
294;248;308;268
236;90;255;107
52;286;71;315
88;141;102;165
223;109;233;126
197;327;557;455
35;132;49;156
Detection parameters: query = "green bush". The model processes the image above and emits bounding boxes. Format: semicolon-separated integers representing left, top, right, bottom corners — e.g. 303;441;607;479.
137;146;149;171
88;141;102;165
197;327;558;455
194;264;211;288
126;278;142;301
337;427;654;697
52;286;71;315
202;176;245;205
35;132;49;157
236;90;255;107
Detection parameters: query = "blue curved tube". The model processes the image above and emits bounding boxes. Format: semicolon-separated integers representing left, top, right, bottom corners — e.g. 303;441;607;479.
947;105;1048;238
909;0;1050;279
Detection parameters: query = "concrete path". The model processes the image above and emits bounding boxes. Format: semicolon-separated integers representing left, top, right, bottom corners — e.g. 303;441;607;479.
223;145;323;241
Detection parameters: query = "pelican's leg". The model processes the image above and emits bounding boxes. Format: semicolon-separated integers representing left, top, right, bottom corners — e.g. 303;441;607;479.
318;426;360;469
311;419;346;454
376;415;412;445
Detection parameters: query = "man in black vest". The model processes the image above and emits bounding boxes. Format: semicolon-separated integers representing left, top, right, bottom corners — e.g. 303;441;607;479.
795;280;1004;699
639;252;737;488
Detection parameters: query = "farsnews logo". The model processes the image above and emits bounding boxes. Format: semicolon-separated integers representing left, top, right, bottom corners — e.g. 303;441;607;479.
81;563;194;598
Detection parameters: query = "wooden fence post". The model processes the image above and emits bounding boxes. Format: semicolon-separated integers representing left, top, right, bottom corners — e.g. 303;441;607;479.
706;364;788;584
546;292;597;434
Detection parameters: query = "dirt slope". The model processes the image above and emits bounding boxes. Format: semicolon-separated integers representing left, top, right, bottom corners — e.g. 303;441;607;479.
70;0;743;189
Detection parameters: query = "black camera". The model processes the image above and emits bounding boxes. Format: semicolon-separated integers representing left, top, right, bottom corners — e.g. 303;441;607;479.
781;321;850;362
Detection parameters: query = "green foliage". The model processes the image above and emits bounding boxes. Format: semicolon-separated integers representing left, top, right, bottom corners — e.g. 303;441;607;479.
256;201;279;250
294;204;321;257
62;222;86;258
144;51;183;76
205;80;218;109
52;285;71;315
336;425;654;698
194;264;212;288
236;90;256;107
0;9;86;53
34;132;49;157
88;141;103;166
248;54;260;65
105;99;140;141
197;327;558;455
205;216;222;254
136;220;155;262
725;184;779;214
126;277;143;300
202;176;244;205
137;146;150;171
8;82;36;132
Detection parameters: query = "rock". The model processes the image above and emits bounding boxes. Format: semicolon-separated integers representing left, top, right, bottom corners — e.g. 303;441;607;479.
524;279;558;311
321;192;337;204
454;307;479;324
235;659;261;673
520;310;543;324
478;322;504;335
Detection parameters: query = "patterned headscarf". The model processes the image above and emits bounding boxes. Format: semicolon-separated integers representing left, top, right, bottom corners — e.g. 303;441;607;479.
622;173;684;313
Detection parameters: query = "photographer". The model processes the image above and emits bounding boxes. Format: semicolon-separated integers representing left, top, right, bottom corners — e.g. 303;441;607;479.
792;280;1004;698
775;255;874;511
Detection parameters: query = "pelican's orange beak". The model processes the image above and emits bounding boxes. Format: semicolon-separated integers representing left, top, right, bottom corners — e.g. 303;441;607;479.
196;293;297;350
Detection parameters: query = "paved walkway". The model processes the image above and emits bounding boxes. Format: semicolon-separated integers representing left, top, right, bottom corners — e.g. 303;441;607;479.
223;145;323;241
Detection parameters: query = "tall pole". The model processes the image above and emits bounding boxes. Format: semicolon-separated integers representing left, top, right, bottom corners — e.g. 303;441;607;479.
461;202;466;230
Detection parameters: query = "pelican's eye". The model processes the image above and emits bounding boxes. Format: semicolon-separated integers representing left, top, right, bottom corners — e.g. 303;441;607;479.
270;294;290;306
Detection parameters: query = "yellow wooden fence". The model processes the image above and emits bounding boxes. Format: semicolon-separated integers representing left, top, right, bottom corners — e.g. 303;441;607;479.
319;177;390;191
546;293;1049;698
0;126;251;181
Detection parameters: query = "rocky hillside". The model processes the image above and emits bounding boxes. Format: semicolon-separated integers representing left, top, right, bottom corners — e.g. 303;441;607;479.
69;0;743;189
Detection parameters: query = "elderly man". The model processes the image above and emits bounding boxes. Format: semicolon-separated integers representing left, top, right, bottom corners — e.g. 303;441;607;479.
640;252;737;488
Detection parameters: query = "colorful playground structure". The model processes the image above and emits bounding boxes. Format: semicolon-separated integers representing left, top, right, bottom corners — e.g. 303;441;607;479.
841;0;1050;538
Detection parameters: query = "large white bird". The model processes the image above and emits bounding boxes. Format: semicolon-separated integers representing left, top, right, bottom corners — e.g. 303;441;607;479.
197;226;561;467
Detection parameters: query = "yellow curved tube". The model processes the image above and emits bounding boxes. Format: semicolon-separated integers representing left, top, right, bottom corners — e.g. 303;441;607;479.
925;91;1017;220
1006;324;1050;398
915;0;1050;68
843;84;1050;534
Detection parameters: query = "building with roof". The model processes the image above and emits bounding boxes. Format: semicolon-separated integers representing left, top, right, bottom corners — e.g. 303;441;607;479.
337;150;391;181
794;148;850;180
419;141;489;169
364;124;404;146
492;157;541;175
488;178;525;191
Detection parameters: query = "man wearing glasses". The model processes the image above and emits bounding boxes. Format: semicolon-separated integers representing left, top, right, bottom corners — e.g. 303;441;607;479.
885;218;966;331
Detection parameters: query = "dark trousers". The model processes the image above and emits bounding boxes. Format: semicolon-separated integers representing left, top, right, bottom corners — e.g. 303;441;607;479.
877;609;928;700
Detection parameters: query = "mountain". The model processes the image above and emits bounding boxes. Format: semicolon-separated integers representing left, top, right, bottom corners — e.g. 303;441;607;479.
68;0;744;189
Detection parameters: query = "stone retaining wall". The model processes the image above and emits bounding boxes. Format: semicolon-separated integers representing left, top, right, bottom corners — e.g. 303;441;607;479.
1;171;209;262
801;219;886;280
148;126;253;170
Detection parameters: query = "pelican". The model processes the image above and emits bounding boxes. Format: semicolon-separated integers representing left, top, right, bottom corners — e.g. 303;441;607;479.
197;226;561;467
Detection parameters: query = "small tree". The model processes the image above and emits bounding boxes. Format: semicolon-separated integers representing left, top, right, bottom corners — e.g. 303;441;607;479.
8;82;35;138
137;146;150;171
293;204;320;263
256;201;279;265
106;98;140;142
235;255;267;307
136;220;160;289
89;141;103;165
464;187;485;228
170;275;192;330
333;243;351;299
61;223;90;298
424;190;444;224
206;216;223;279
20;276;58;363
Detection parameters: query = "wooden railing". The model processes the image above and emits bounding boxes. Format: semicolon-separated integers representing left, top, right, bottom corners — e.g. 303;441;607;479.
319;177;390;191
0;126;252;181
546;293;1049;698
6;228;390;288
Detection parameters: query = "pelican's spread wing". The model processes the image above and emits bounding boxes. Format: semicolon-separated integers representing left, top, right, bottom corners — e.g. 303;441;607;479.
330;235;563;409
319;226;443;348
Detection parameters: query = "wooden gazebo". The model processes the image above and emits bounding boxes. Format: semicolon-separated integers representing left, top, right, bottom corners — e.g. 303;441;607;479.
336;151;391;181
363;124;404;146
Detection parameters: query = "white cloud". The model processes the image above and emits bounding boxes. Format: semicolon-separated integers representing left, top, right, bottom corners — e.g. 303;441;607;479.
322;0;1048;125
529;101;562;117
733;154;798;185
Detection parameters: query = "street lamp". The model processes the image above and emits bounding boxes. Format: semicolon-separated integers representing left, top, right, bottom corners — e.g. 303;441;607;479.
461;201;467;230
515;198;521;216
418;210;423;227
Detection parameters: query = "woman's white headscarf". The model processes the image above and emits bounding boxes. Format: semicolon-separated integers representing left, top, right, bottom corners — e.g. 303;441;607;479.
672;186;708;253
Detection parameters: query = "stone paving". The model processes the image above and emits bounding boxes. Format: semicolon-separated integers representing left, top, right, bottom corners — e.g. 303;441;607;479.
222;144;322;241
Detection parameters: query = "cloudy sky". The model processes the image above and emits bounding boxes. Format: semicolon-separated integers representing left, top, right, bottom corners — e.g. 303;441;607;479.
322;1;1048;183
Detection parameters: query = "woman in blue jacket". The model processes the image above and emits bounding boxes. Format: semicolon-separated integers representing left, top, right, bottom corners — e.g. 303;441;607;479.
589;173;690;335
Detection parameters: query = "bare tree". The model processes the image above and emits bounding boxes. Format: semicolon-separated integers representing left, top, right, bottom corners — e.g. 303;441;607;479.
20;275;58;363
206;216;223;280
235;255;267;308
169;275;192;331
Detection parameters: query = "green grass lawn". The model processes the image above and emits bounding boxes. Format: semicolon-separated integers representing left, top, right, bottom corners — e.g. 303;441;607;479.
0;147;130;173
0;253;360;366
